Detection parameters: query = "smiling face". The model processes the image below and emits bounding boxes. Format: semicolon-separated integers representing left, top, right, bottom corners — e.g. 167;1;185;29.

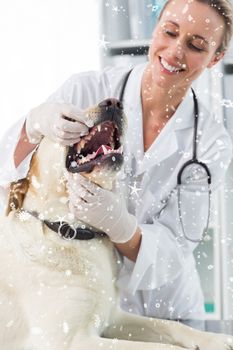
147;0;225;92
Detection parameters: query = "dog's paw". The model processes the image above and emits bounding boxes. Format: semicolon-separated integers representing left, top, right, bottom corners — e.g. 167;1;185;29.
190;333;233;350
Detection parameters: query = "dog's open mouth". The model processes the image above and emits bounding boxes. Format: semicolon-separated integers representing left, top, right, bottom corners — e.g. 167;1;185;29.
66;120;123;173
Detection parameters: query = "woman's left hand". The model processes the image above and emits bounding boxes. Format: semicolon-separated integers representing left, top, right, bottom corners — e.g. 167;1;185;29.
67;173;137;243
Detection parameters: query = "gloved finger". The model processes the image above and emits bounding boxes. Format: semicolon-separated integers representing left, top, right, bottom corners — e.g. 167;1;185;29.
68;181;91;205
80;181;104;199
53;137;82;146
69;190;100;213
67;178;94;201
67;173;83;187
68;196;89;213
53;127;83;141
57;117;89;134
67;173;92;190
77;175;103;197
75;185;99;204
72;185;90;199
68;192;83;207
61;104;94;128
69;174;114;205
68;176;103;205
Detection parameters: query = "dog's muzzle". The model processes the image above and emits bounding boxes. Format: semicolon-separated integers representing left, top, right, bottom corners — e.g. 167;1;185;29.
66;98;125;173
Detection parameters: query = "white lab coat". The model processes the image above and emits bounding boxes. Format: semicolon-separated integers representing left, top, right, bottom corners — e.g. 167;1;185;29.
0;63;232;322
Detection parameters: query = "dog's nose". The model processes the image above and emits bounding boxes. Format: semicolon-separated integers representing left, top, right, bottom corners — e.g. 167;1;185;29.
98;98;123;110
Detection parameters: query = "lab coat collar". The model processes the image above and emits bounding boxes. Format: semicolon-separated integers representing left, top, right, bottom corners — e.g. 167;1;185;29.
123;65;195;176
123;63;145;175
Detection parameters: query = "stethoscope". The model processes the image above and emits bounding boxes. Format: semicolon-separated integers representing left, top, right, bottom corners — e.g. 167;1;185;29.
119;69;212;243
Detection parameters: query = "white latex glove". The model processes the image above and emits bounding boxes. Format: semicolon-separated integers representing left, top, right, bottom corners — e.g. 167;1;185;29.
25;102;93;145
67;173;138;243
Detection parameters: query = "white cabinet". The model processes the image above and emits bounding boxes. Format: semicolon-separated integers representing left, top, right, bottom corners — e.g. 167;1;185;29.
99;0;161;68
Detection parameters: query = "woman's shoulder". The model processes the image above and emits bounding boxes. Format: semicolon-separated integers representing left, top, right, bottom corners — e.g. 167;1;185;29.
67;65;133;88
47;65;137;106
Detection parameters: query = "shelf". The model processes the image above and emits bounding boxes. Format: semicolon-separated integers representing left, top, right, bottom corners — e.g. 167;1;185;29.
107;39;151;56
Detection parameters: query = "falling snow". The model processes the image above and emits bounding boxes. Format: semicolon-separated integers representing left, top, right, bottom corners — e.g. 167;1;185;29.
99;34;110;50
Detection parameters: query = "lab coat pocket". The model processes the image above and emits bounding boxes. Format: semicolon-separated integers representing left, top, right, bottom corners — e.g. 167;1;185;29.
177;184;210;242
158;185;210;243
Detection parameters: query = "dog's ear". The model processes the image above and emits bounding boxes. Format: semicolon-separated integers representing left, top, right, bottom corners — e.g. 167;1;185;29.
6;178;29;215
6;145;39;216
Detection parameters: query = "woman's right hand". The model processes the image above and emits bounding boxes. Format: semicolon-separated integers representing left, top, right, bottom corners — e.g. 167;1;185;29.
25;102;93;145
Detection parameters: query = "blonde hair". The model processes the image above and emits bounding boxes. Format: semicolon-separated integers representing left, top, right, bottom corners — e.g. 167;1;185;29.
159;0;233;53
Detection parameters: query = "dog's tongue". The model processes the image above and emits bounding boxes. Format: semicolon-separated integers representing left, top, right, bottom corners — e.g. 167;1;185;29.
95;145;113;156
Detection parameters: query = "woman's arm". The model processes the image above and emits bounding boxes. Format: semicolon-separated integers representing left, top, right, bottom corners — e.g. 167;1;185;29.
14;123;37;168
114;227;142;262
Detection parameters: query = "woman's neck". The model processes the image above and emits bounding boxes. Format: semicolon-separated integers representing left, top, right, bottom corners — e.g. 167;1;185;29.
140;64;191;152
141;65;189;123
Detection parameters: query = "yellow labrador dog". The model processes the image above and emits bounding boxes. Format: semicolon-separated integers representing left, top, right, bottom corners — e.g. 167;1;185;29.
0;98;232;350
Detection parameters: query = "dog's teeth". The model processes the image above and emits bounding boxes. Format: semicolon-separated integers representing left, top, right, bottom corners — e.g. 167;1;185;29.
117;145;123;154
80;140;86;149
85;135;92;141
77;140;86;152
87;152;96;161
79;156;87;164
86;154;92;162
90;128;97;136
97;125;101;132
102;145;108;155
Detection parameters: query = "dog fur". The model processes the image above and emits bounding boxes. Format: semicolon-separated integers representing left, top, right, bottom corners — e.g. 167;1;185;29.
0;100;233;350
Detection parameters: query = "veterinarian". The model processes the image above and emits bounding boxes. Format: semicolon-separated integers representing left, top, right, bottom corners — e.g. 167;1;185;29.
1;0;233;330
